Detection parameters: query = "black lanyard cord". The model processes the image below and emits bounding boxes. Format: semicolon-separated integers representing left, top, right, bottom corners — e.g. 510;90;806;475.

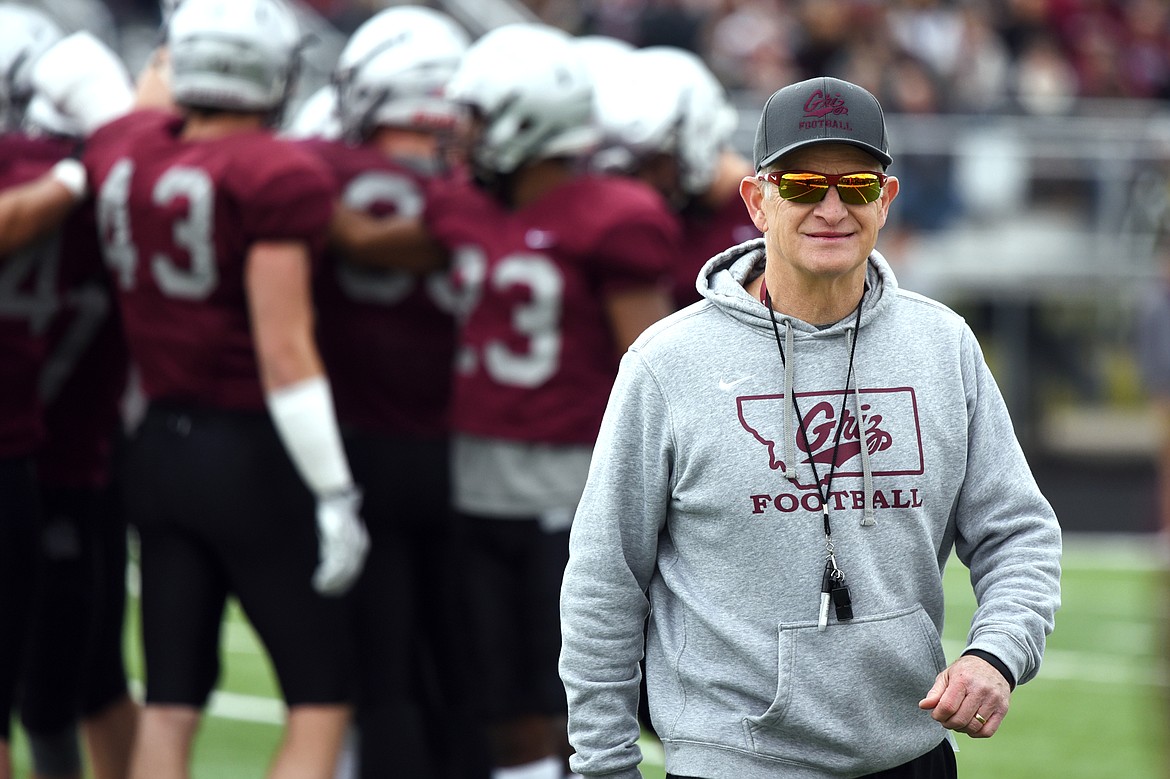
761;277;863;539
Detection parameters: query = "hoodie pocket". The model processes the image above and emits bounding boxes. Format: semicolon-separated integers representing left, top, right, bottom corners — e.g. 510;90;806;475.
742;605;947;771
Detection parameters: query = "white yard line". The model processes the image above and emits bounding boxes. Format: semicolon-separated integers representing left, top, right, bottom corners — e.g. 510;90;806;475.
207;690;286;725
127;681;286;725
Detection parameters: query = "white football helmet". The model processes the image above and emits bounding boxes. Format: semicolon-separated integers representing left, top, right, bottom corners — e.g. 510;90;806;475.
334;5;470;142
0;3;64;131
592;45;738;197
167;0;301;115
445;23;599;177
283;84;340;140
574;34;635;81
24;92;82;138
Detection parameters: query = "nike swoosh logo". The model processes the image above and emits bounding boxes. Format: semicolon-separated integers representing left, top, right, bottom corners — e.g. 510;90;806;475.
718;375;753;391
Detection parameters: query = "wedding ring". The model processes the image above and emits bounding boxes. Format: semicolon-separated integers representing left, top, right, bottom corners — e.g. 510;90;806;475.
973;713;987;725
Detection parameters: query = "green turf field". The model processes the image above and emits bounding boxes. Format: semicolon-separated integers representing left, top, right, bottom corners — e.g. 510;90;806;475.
14;534;1168;778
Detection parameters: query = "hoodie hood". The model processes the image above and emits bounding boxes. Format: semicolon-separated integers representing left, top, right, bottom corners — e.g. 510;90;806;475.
696;236;898;333
697;236;900;525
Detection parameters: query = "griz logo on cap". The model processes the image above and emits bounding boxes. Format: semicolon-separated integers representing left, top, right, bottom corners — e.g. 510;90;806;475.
801;89;853;132
803;89;848;119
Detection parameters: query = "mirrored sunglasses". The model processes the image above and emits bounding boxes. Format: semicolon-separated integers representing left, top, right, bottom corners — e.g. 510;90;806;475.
757;170;888;205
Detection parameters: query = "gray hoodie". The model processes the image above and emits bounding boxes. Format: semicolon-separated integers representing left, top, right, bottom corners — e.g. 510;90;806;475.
559;239;1062;778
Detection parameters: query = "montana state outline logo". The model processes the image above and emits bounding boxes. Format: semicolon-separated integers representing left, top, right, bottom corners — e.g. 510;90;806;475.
737;387;924;491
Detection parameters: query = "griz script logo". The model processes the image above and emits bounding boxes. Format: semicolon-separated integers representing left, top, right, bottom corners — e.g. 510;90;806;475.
737;387;925;515
800;89;854;133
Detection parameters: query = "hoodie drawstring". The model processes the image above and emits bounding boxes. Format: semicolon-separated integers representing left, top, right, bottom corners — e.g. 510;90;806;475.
845;325;876;526
782;320;798;482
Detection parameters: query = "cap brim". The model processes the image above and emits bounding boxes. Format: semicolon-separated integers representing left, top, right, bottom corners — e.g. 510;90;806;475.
757;137;892;170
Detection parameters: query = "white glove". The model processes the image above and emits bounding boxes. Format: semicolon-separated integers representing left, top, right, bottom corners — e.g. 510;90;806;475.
312;487;370;596
31;32;134;135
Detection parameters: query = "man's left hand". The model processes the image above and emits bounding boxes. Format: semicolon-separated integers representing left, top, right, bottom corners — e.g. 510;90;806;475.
918;654;1011;738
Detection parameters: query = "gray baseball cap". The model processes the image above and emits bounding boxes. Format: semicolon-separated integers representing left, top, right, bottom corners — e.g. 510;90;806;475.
753;76;892;171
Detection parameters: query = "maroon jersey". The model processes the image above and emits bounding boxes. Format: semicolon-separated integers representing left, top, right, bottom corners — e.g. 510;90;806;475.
425;174;680;445
83;111;336;411
37;200;129;489
300;139;455;439
0;133;74;458
672;192;761;309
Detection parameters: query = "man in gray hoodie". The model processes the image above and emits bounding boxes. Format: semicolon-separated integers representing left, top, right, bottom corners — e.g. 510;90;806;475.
558;76;1062;779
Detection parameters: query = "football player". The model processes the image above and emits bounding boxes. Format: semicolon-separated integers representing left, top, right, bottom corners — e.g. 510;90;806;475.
12;82;140;779
293;7;487;778
6;0;371;777
430;24;679;779
331;23;682;779
587;44;761;309
0;7;75;778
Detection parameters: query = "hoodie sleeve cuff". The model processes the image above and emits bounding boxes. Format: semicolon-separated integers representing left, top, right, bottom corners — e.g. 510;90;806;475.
962;649;1017;690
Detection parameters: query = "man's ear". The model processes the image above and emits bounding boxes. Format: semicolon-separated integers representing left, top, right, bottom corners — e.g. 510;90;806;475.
876;174;899;228
740;176;768;233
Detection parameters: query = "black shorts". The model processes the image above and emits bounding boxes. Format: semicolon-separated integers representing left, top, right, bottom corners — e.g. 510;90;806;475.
344;432;484;777
20;481;131;734
0;455;41;741
122;404;355;707
344;431;453;704
455;512;569;721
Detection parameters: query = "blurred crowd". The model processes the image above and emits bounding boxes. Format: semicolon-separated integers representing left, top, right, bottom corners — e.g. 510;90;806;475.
39;0;1170;117
538;0;1170;114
